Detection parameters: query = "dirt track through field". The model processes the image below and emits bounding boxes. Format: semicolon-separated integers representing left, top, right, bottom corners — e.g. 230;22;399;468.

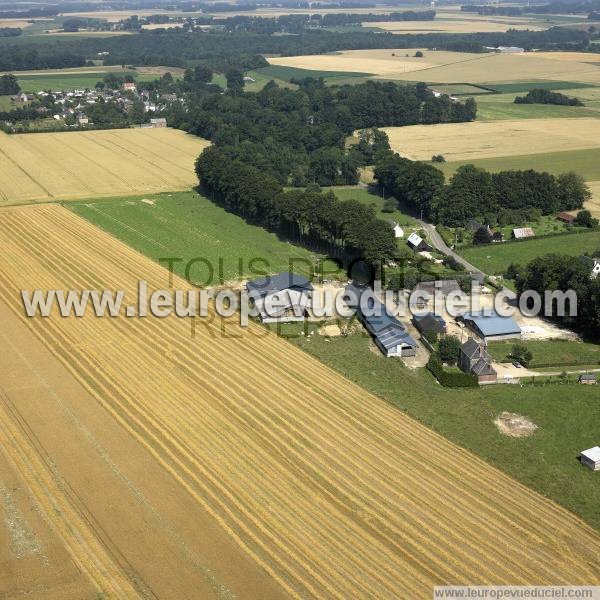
0;203;599;598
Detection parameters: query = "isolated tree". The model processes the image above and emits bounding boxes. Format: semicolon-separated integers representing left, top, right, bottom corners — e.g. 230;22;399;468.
575;209;598;228
0;74;20;95
511;343;533;367
473;226;493;245
438;335;461;365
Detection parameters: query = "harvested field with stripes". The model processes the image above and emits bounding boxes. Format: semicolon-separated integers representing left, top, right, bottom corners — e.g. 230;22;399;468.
0;129;209;206
1;203;600;598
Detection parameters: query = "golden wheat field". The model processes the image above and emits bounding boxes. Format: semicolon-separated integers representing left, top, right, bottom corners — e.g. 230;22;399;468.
1;203;599;598
382;117;600;161
267;49;600;84
365;20;543;33
0;129;209;205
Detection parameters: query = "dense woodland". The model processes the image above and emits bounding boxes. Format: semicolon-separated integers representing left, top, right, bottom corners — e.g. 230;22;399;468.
0;25;595;72
172;79;476;187
513;254;600;340
188;79;476;268
196;147;398;270
374;153;590;227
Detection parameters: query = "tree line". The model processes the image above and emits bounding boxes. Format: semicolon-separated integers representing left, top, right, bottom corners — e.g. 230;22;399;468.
195;146;398;270
512;253;600;340
0;25;594;72
167;79;476;187
374;153;590;226
514;88;584;106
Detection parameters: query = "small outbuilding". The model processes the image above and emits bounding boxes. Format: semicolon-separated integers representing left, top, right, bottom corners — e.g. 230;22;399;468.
512;227;535;240
413;312;446;336
556;212;575;224
246;272;313;323
391;222;404;239
579;373;597;385
459;310;522;342
407;232;430;252
580;447;600;471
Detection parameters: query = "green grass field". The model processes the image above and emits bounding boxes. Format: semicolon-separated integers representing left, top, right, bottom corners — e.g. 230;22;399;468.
483;81;598;94
68;191;329;284
244;69;297;92
276;319;600;531
324;185;418;226
488;339;600;368
438;147;600;181
430;83;494;96
16;71;155;92
475;97;600;121
458;229;600;274
256;64;372;85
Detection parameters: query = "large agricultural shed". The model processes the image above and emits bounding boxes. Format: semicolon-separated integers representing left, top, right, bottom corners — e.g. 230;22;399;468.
246;272;313;322
459;310;522;342
347;283;417;357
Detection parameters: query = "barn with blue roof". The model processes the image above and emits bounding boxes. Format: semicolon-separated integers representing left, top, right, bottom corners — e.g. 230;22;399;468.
345;283;418;357
459;310;521;342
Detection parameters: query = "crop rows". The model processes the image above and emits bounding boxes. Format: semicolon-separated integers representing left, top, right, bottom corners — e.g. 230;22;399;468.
0;129;209;205
0;204;599;598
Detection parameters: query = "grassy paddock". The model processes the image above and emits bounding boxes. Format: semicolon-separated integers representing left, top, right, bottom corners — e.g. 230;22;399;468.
277;320;600;531
457;229;600;274
254;64;372;84
325;185;418;226
16;71;155;92
68;191;330;284
484;81;598;94
488;339;600;368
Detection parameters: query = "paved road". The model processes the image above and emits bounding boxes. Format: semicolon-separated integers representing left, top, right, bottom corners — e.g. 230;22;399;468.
418;221;487;281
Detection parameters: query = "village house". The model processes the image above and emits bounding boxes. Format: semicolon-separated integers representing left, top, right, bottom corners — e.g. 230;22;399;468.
458;338;497;383
150;117;167;128
412;312;446;336
122;82;137;92
246;272;313;323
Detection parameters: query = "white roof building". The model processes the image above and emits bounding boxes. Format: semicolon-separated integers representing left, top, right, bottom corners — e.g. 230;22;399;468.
407;232;424;249
581;447;600;471
391;222;404;238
